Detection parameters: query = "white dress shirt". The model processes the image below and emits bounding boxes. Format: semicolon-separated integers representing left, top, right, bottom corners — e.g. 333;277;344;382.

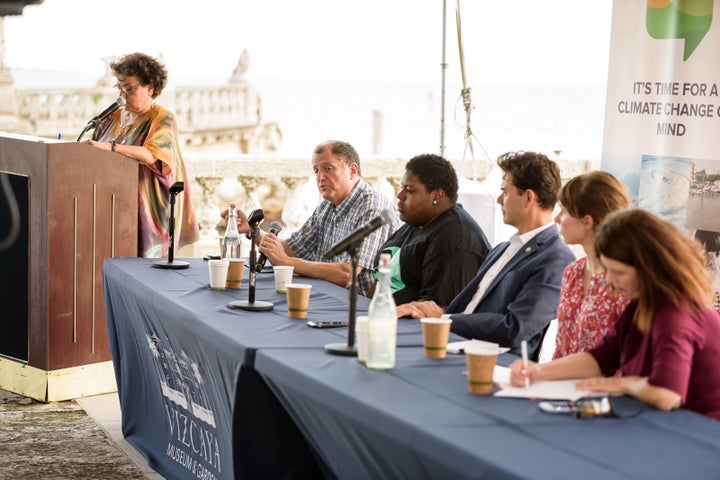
463;222;555;314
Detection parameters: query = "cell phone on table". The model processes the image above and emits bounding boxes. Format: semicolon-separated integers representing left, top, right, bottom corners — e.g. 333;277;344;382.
538;401;577;415
306;320;350;329
203;254;221;260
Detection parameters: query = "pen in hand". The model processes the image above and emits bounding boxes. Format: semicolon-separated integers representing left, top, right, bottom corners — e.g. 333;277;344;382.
521;340;530;388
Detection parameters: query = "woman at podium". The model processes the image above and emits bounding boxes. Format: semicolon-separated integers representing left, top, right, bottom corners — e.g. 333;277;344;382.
84;52;199;258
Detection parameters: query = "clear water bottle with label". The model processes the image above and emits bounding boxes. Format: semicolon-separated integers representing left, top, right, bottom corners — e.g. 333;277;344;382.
221;202;241;259
366;253;397;370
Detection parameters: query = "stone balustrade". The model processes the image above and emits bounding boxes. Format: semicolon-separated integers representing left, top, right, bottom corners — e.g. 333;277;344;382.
183;152;593;256
13;81;280;152
16;88;110;136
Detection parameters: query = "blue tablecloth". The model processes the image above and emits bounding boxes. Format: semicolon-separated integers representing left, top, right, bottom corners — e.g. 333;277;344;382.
102;257;431;479
255;347;720;479
104;257;720;480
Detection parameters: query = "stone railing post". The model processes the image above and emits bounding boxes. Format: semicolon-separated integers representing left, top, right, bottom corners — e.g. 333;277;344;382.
194;176;225;238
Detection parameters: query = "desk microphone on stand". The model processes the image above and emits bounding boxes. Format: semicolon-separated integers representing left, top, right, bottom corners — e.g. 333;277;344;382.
153;182;189;269
229;209;273;311
323;209;395;356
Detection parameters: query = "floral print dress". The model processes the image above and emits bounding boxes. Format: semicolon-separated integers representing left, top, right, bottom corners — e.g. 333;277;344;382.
553;256;631;359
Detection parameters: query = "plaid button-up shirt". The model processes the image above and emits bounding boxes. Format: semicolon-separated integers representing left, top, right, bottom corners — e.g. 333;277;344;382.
288;179;400;296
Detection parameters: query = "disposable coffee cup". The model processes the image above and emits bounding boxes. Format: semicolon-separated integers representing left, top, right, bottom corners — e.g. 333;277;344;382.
420;317;452;359
286;283;312;319
225;258;245;289
356;315;369;365
208;259;230;290
465;344;499;395
273;265;294;293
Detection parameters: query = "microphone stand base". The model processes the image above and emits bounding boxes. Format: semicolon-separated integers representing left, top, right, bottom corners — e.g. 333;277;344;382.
228;300;274;311
324;342;358;357
152;260;190;270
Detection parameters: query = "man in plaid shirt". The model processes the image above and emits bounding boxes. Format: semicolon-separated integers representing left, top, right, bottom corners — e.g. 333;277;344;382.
259;140;400;296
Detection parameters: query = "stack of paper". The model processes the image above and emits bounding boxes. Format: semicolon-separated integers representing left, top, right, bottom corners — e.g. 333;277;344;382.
447;339;510;355
492;366;608;401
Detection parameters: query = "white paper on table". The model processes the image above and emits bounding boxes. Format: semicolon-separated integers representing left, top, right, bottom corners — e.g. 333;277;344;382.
447;339;510;355
492;366;608;401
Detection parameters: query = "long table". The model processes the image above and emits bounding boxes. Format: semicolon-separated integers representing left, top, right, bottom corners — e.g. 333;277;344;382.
103;258;720;480
256;348;720;479
102;257;429;479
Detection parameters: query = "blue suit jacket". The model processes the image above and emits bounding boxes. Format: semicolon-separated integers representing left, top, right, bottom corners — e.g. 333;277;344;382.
447;225;575;360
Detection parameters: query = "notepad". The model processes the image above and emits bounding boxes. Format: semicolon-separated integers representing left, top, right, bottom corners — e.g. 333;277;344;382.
492;366;608;401
447;339;510;355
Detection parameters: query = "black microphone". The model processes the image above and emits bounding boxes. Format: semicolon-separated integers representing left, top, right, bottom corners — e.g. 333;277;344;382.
86;97;126;128
255;220;283;272
325;209;395;259
228;207;273;311
246;208;264;226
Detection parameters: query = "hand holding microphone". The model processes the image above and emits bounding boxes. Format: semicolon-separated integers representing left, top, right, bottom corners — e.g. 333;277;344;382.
255;221;283;272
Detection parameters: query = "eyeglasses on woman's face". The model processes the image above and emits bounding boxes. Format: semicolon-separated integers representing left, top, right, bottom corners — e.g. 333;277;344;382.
114;83;141;95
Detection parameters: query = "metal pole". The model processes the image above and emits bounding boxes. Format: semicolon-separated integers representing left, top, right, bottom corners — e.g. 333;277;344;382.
440;0;447;157
373;110;383;155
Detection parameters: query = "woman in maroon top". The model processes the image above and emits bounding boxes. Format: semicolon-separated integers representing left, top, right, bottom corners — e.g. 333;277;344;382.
511;209;720;420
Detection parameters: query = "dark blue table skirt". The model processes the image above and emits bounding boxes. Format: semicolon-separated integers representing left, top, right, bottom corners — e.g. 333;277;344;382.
103;257;437;479
255;347;720;480
104;257;720;480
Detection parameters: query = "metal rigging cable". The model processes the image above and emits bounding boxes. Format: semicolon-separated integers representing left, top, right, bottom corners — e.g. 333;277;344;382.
454;0;491;180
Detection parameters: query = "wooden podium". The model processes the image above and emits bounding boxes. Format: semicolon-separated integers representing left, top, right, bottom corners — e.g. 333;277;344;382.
0;132;137;401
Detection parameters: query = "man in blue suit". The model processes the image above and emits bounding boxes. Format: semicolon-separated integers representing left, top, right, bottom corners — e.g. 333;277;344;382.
397;151;575;360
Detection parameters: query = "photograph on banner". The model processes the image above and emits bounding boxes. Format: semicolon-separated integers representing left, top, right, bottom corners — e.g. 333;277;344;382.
601;0;720;310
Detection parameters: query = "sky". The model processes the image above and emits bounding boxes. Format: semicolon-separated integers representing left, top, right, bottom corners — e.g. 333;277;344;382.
4;0;613;86
3;1;615;161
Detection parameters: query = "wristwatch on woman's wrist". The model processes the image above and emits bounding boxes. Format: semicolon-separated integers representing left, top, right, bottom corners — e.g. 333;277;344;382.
110;139;116;152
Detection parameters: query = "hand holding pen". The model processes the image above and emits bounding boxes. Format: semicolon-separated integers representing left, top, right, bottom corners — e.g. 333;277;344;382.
509;346;541;388
521;340;530;387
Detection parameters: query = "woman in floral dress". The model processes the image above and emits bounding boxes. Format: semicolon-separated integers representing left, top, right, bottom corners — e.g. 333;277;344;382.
552;171;631;359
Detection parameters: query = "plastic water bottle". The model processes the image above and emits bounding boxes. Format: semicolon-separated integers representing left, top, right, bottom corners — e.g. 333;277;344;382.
221;202;241;259
366;253;397;370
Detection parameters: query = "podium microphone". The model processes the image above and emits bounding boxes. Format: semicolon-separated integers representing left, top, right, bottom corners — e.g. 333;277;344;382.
76;97;126;141
229;209;273;311
255;221;283;272
87;97;126;128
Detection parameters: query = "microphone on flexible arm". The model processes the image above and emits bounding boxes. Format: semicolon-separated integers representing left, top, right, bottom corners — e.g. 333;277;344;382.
87;97;126;128
325;209;395;259
76;97;126;141
324;208;395;357
255;220;283;272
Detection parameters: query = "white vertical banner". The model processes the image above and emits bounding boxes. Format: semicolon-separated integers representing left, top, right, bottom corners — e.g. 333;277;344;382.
602;0;720;308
